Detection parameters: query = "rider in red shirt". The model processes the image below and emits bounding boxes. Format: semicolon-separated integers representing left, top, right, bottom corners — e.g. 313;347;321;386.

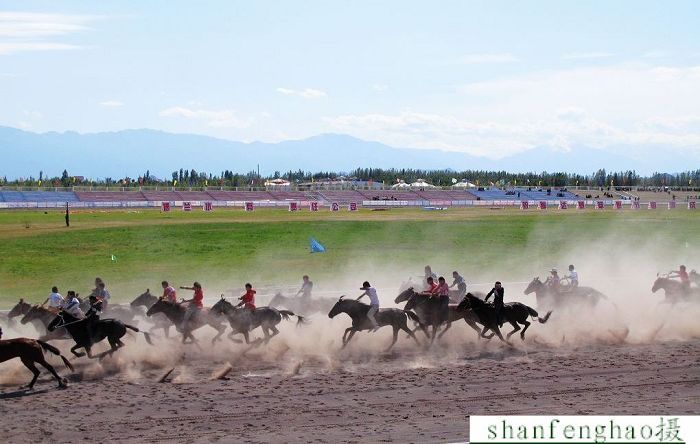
422;276;439;296
237;283;256;310
179;282;204;331
670;265;690;291
161;280;177;303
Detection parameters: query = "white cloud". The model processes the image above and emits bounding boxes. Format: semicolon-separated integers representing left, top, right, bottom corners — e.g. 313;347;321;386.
99;100;124;108
561;52;614;60
0;11;99;55
372;84;388;92
276;87;327;99
0;42;81;55
159;106;251;129
325;64;700;159
459;53;519;64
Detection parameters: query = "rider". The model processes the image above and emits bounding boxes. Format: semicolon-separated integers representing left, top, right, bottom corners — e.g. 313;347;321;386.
237;283;257;310
161;280;177;303
61;290;85;319
565;264;579;289
356;281;380;332
435;276;450;322
295;275;313;299
547;268;561;293
449;271;467;301
669;265;690;292
95;281;111;312
179;282;204;332
84;295;104;343
484;281;505;325
42;286;65;314
423;276;438;294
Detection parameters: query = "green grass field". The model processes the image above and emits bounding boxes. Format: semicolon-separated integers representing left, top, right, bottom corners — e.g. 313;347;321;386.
0;207;697;308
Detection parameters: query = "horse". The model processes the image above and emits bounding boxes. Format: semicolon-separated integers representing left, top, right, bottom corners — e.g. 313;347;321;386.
20;305;71;340
327;297;422;351
523;277;606;310
394;287;482;344
268;292;335;315
651;276;699;304
211;298;306;345
457;293;552;342
146;299;227;344
0;335;74;389
130;289;173;337
47;311;151;359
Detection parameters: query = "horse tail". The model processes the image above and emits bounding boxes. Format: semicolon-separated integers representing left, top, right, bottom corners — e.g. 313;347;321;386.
526;305;539;319
124;324;154;344
404;310;423;326
38;340;75;372
279;310;307;326
538;311;553;324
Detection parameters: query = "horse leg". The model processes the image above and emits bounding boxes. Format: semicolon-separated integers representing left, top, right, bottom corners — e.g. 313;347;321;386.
38;358;67;388
506;321;520;339
266;325;280;344
261;326;272;344
342;330;357;349
437;321;452;339
464;318;482;340
385;326;400;352
71;344;85;358
402;323;421;345
227;330;243;343
342;327;353;345
20;358;40;389
520;320;531;340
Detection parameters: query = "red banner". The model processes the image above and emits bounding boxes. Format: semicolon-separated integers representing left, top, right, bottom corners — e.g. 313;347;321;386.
648;201;657;209
309;202;319;212
596;201;604;209
331;202;339;212
689;201;697;210
288;202;298;212
520;201;529;210
538;201;547;210
182;202;192;212
203;202;213;212
558;201;567;210
577;201;585;209
245;202;254;212
161;202;170;212
349;202;358;211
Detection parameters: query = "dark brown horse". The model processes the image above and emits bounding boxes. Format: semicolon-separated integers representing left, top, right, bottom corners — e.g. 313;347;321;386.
212;298;306;345
327;297;422;351
395;287;482;344
20;305;71;340
0;330;74;389
146;299;227;344
130;289;173;337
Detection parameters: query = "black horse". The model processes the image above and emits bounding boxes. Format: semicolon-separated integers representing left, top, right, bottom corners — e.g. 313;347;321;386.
458;293;552;342
130;289;173;337
211;298;305;345
47;311;151;359
146;299;227;344
524;277;606;310
395;287;482;344
327;297;422;351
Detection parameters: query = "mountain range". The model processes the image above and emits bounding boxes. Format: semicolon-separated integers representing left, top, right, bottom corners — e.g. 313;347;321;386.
0;125;695;179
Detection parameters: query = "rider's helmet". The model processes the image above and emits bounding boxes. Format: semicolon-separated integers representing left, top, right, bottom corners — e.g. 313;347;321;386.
568;264;575;271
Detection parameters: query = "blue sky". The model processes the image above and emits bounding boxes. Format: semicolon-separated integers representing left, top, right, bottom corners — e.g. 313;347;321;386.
1;0;699;161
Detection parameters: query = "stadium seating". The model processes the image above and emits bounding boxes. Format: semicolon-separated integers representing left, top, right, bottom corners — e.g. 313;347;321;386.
176;191;215;201
142;191;180;201
75;191;147;202
359;190;422;200
205;190;275;201
314;190;366;203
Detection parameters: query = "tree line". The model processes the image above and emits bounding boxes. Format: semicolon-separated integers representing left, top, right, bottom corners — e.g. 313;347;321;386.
2;168;699;188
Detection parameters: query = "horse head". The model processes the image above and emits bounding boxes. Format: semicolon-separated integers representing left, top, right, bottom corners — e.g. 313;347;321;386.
651;276;669;293
146;298;167;317
394;287;415;304
328;296;348;319
211;298;232;315
269;292;285;307
8;299;30;318
523;277;542;295
131;288;154;307
20;305;41;324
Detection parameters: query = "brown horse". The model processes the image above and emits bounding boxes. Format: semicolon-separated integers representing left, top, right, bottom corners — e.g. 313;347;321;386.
0;327;74;389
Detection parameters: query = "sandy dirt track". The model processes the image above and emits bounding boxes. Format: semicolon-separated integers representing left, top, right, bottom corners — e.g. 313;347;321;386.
0;336;697;444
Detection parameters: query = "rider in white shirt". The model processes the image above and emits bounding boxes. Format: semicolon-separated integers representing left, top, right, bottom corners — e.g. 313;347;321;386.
565;264;579;288
357;281;380;332
62;290;85;319
42;286;65;313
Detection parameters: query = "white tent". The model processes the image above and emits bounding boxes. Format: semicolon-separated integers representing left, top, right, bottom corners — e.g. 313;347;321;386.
264;178;291;187
391;181;411;189
409;179;437;189
452;180;476;188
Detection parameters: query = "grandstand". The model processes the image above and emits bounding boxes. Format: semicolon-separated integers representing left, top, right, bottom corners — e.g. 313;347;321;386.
0;186;694;208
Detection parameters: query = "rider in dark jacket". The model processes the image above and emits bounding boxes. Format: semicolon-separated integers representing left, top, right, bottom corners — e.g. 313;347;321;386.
485;281;505;325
